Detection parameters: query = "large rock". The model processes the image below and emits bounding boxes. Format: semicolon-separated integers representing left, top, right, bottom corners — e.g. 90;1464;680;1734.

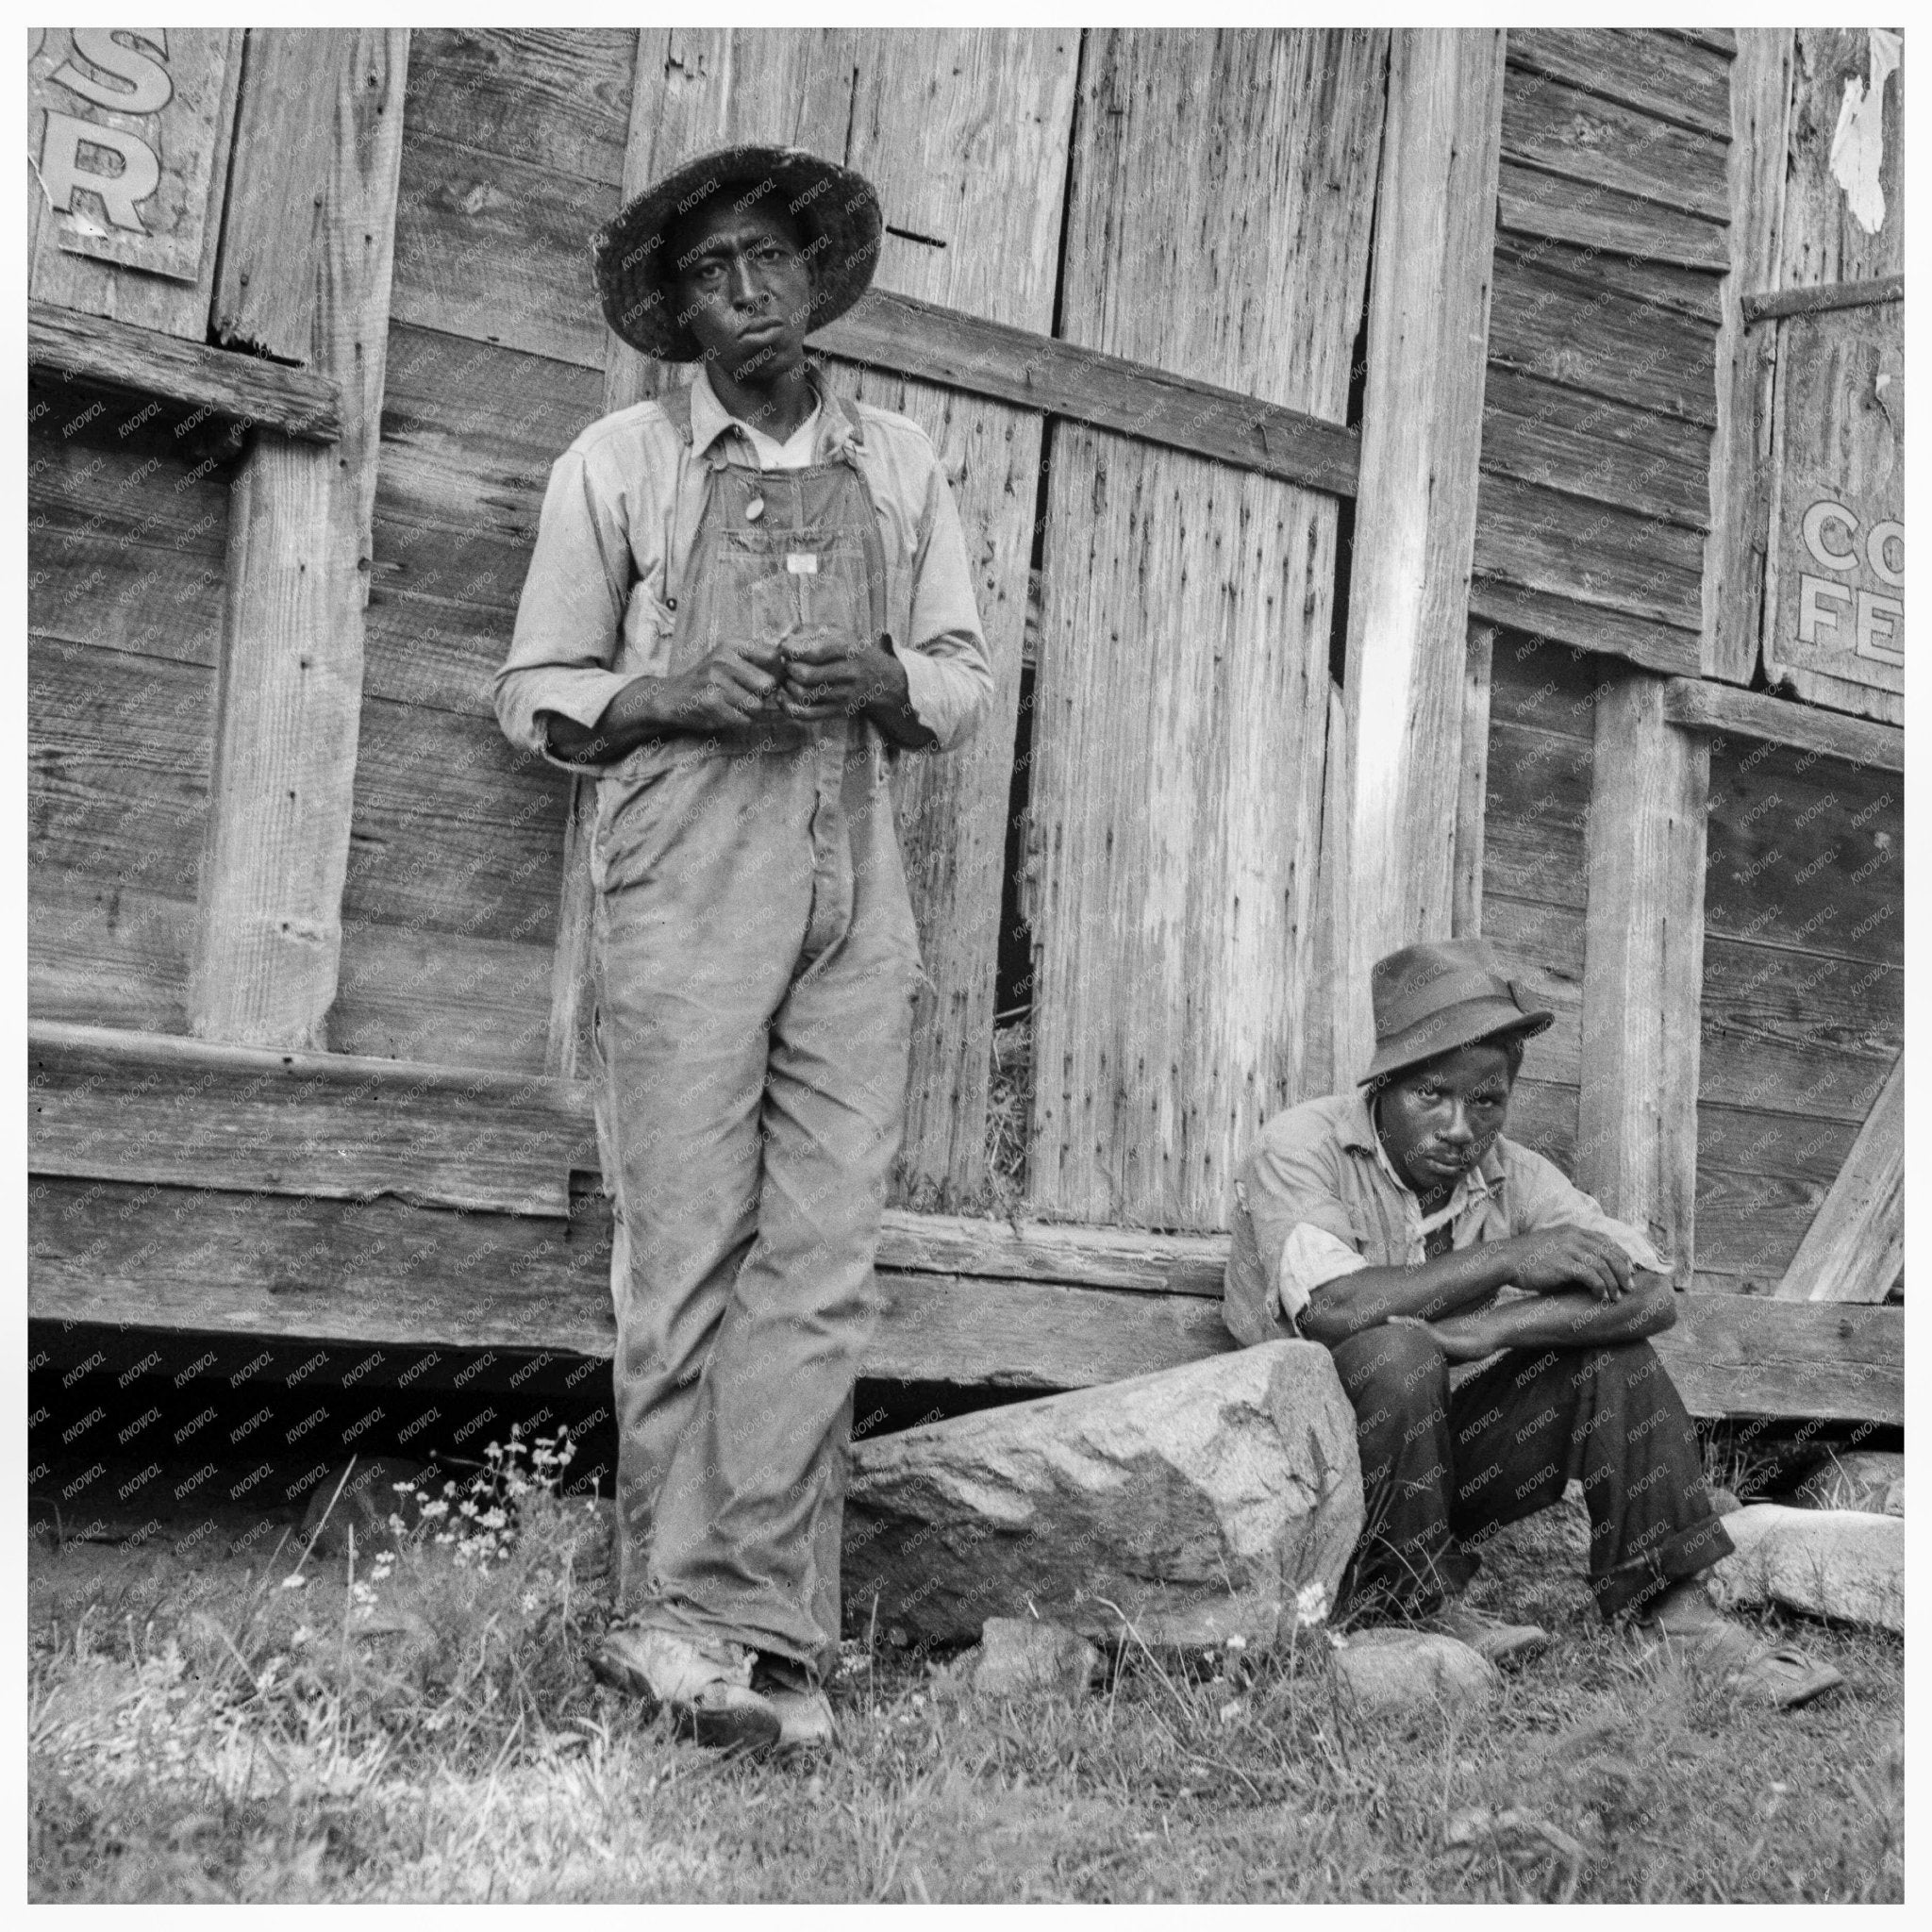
842;1341;1361;1650
1708;1504;1904;1633
1333;1629;1500;1719
1789;1451;1904;1517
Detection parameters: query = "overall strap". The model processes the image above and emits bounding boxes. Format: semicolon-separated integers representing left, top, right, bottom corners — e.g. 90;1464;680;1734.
658;381;719;611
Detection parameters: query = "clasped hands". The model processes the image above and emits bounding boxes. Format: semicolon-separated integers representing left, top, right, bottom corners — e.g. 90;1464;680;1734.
662;631;904;731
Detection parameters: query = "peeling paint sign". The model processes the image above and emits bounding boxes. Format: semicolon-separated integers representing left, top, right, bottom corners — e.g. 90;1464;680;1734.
1764;302;1905;696
27;27;235;283
1828;27;1902;236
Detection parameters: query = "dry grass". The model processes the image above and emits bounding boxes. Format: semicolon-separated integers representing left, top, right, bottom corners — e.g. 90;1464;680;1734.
27;1480;1904;1905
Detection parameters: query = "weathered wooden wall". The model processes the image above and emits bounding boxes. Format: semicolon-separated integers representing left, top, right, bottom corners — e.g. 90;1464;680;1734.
25;26;1906;1424
330;30;630;1070
1693;734;1903;1293
27;393;226;1034
1472;28;1733;672
1028;27;1385;1228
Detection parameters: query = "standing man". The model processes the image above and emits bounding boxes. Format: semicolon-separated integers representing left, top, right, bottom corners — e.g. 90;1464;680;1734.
1224;939;1842;1707
493;145;992;1752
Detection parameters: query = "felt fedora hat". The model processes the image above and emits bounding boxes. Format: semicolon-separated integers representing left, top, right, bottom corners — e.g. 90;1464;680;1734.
591;143;883;363
1360;938;1553;1086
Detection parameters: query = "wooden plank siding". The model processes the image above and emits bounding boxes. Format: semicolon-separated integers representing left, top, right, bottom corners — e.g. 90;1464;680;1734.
1473;30;1732;668
1691;731;1902;1292
1028;27;1386;1227
27;385;232;1033
330;31;634;1072
1470;640;1598;1170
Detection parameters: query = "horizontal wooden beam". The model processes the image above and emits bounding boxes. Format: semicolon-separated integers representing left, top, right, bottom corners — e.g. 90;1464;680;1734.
811;286;1361;499
27;1174;1903;1420
28;299;342;442
26;1175;1232;1393
1741;275;1904;325
877;1208;1226;1298
27;1021;592;1217
1652;1296;1901;1424
1467;575;1704;678
1661;675;1906;771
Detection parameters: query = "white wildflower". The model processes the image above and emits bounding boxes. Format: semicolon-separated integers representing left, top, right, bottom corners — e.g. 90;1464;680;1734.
1295;1580;1330;1628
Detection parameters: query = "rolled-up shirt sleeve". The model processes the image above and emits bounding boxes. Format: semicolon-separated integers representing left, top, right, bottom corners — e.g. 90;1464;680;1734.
1506;1144;1672;1276
893;448;993;752
491;445;639;769
1241;1130;1366;1326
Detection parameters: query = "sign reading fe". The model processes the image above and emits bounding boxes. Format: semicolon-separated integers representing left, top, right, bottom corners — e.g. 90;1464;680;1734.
27;28;235;285
1764;301;1905;708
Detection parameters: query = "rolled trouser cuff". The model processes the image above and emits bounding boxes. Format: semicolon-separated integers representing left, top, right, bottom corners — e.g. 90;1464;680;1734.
1591;1509;1737;1621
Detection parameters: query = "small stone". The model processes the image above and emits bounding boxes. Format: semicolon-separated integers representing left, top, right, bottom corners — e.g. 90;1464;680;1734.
1709;1486;1742;1516
1332;1628;1500;1719
1708;1503;1904;1633
967;1617;1103;1700
1789;1451;1903;1517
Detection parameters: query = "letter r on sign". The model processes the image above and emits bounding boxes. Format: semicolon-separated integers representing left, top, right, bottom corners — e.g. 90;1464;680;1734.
39;110;160;232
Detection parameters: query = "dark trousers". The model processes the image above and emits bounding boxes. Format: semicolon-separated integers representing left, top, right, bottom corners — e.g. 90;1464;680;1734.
1328;1323;1735;1622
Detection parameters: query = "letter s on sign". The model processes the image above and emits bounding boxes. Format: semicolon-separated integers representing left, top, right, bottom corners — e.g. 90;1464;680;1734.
53;30;175;115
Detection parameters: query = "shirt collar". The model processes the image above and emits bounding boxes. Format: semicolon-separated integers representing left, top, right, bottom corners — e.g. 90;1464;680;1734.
1343;1087;1507;1210
687;362;850;464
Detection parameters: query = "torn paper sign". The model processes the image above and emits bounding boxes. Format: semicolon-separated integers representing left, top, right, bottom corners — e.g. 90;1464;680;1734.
1829;27;1903;235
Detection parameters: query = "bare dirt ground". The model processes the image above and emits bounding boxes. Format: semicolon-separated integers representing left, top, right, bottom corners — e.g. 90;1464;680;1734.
27;1452;1905;1905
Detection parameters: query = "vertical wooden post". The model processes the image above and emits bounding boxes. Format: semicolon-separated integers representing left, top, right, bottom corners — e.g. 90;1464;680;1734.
189;30;408;1048
1578;675;1709;1278
1453;621;1494;940
1331;29;1506;1085
1702;28;1794;685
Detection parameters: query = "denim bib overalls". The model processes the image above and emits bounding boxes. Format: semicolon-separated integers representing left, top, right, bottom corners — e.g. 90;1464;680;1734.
589;388;922;1676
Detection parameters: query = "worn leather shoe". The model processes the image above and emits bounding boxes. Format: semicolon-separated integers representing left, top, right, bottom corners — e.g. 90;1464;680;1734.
754;1654;838;1754
1637;1618;1844;1709
589;1624;782;1752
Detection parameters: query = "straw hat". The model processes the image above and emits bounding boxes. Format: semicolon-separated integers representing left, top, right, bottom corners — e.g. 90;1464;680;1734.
1360;938;1553;1085
591;143;883;363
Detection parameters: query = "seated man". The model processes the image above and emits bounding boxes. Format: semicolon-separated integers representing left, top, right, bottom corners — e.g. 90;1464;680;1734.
1224;938;1840;1707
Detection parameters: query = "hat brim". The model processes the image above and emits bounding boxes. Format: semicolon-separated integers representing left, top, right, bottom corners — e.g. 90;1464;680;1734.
1359;996;1555;1086
591;145;883;362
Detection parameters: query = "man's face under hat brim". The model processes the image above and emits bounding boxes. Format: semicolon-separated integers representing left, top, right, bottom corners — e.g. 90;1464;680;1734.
591;144;883;363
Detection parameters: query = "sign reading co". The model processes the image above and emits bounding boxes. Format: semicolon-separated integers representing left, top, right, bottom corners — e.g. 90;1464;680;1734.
28;28;235;285
1791;501;1904;667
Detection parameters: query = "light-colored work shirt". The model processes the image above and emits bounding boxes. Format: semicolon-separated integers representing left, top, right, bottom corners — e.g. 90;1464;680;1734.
492;365;991;774
1223;1089;1670;1354
738;395;822;470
